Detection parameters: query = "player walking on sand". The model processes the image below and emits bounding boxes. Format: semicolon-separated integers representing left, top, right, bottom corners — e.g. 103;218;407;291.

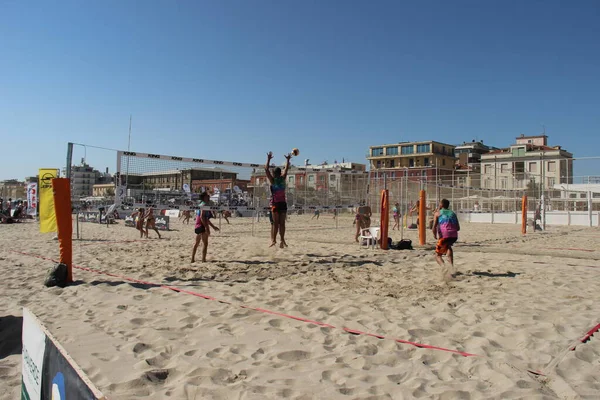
432;199;460;281
131;208;146;238
144;207;162;239
191;192;220;263
392;202;400;230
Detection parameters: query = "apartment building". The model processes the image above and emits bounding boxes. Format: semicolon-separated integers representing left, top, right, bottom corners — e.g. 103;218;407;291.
453;140;495;188
124;167;238;192
367;140;456;182
480;134;573;190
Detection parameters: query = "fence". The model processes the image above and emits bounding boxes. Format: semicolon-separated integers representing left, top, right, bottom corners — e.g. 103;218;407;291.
365;157;600;221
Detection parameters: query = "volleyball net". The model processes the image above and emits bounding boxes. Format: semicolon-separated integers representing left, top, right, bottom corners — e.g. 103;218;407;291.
66;143;369;214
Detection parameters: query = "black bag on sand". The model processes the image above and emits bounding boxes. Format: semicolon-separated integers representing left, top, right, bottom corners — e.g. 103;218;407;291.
391;239;413;250
44;263;68;288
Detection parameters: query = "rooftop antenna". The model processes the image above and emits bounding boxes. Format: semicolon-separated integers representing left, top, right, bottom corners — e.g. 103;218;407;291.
541;124;546;135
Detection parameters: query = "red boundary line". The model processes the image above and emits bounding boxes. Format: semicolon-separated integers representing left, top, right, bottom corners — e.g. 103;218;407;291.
543;247;596;253
77;239;147;247
10;250;477;357
570;323;600;351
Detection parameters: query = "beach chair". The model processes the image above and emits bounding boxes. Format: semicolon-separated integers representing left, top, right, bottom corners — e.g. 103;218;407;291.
359;226;380;249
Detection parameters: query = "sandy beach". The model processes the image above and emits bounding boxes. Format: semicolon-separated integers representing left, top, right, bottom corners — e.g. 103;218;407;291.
1;213;599;399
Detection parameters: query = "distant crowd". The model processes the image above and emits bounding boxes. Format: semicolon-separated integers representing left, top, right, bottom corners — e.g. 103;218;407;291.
0;198;28;224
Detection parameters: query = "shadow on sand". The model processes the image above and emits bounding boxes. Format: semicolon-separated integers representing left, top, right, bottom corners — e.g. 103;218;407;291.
0;315;23;360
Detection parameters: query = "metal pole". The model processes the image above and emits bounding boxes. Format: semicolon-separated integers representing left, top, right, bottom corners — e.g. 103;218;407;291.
400;173;404;240
588;191;593;227
451;169;455;208
467;164;470;210
125;115;132;191
66;142;73;179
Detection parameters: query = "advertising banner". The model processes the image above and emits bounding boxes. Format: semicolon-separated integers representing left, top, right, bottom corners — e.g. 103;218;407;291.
115;186;126;206
22;308;46;400
21;308;105;399
26;183;38;216
164;209;180;218
124;215;170;230
38;169;58;233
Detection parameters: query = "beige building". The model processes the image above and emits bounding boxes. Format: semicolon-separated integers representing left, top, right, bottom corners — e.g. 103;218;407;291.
92;184;115;197
367;140;456;183
0;180;26;200
480;134;573;190
251;162;368;205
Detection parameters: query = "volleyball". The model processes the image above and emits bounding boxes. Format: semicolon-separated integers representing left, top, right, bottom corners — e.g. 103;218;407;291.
292;148;300;156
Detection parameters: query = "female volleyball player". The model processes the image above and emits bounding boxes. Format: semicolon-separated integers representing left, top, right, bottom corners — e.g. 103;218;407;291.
144;207;162;239
191;192;220;263
265;151;291;248
131;208;146;238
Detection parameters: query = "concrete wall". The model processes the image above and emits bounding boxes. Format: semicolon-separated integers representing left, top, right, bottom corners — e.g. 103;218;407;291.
458;211;600;227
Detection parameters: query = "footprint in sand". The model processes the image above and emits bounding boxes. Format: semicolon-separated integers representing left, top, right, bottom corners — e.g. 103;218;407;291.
277;350;311;361
133;343;150;354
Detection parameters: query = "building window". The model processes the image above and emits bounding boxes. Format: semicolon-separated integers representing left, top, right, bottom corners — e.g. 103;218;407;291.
547;177;555;187
330;175;336;181
529;162;537;173
288;176;294;183
401;146;414;155
417;144;430;153
547;161;556;172
500;178;507;189
569;193;577;199
484;164;492;174
255;178;259;185
389;159;395;168
299;177;304;184
376;161;381;168
580;193;587;198
443;159;446;166
409;159;414;168
308;175;314;182
424;157;430;166
593;193;600;199
501;163;509;173
386;147;398;156
372;148;384;156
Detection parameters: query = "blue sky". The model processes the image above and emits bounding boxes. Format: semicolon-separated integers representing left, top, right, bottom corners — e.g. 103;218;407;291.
1;0;599;180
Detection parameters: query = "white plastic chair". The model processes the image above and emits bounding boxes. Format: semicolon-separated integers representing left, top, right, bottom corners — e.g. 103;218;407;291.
359;226;380;249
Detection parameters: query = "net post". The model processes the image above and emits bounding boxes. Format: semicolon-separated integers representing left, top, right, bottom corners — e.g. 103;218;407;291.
419;190;426;245
52;178;73;283
380;190;389;250
522;195;528;235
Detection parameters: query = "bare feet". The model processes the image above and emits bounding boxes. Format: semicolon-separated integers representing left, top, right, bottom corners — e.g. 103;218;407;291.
280;240;288;248
269;241;277;248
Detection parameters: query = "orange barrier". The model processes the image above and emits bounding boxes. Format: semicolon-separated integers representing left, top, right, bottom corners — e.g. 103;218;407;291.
52;178;73;283
380;190;389;250
521;195;527;235
418;190;426;245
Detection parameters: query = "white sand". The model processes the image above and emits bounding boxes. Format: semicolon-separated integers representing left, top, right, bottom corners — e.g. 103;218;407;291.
1;214;599;399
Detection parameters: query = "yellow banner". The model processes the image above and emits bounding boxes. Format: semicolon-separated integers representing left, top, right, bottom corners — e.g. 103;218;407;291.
39;168;58;233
